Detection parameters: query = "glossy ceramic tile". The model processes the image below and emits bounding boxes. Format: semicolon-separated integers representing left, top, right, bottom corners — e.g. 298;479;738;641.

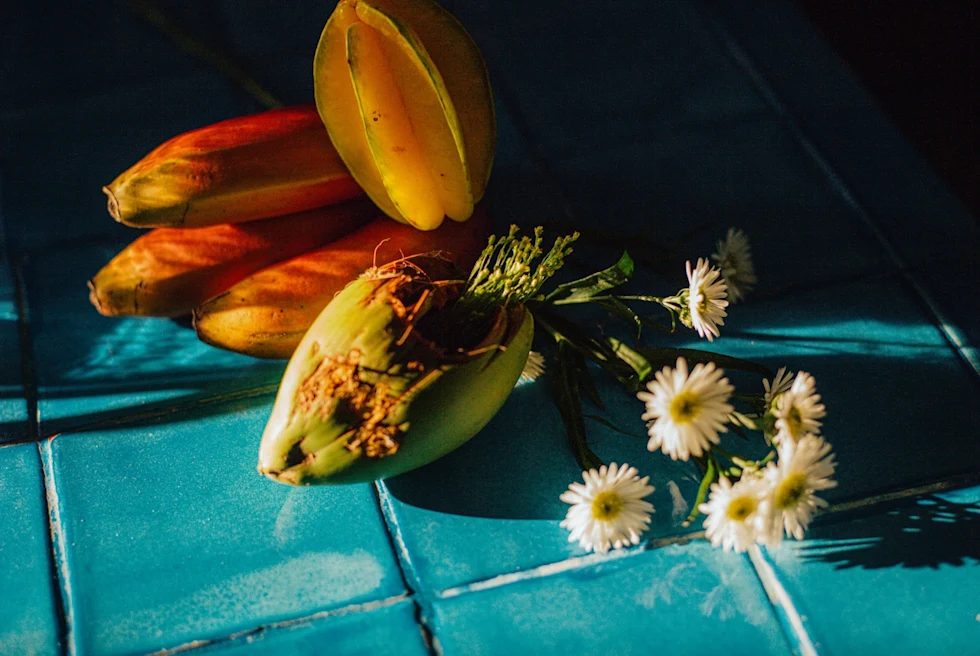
546;119;889;294
43;396;406;656
24;241;286;436
695;0;980;358
428;541;789;655
780;106;980;355
0;2;213;109
674;277;980;499
0;73;257;254
379;371;703;593
0;256;28;443
760;485;980;655
0;443;61;655
192;597;429;655
694;0;878;116
3;0;977;652
381;274;980;594
452;0;769;159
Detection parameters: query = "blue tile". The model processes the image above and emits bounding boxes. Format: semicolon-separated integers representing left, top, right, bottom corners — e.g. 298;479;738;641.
215;0;331;60
452;0;769;159
547;119;889;292
0;256;28;443
694;0;877;117
428;542;789;655
193;598;429;655
0;443;61;655
43;396;406;656
24;241;285;435
781;106;980;356
760;485;980;655
382;275;980;594
691;0;980;360
0;73;257;254
380;373;703;592
0;3;216;108
680;278;980;499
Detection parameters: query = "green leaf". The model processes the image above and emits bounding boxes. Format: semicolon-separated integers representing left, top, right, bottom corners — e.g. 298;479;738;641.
552;339;604;471
530;303;642;392
632;345;774;379
545;251;634;305
574;357;605;411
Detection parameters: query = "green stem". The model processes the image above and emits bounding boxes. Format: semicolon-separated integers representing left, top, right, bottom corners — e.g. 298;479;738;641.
682;456;717;527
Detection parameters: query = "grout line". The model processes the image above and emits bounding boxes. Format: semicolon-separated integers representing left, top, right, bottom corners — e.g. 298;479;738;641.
373;481;438;655
433;468;979;603
437;531;705;600
48;383;279;436
748;546;821;656
2;384;280;447
151;593;411;655
38;440;74;656
10;258;39;443
695;3;980;382
822;471;980;517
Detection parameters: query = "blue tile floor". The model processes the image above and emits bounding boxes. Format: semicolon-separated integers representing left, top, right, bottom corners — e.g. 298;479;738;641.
1;0;977;654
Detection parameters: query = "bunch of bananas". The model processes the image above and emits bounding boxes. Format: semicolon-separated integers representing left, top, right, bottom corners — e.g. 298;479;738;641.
91;0;496;362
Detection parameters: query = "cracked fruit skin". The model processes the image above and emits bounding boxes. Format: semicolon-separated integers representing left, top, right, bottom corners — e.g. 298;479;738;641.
103;105;364;228
258;258;531;485
314;0;495;231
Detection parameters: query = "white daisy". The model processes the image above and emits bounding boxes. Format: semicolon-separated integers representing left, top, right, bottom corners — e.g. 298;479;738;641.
637;357;734;461
560;463;655;554
763;367;794;408
761;435;837;542
699;475;767;552
519;350;546;383
686;258;729;342
773;371;826;442
711;228;757;303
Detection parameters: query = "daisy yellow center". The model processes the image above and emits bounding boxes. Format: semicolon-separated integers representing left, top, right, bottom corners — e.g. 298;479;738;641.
591;490;625;521
785;406;803;436
669;392;700;423
774;472;808;510
726;494;758;522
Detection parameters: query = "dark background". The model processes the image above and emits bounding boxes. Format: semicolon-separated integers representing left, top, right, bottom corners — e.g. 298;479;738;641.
797;1;978;219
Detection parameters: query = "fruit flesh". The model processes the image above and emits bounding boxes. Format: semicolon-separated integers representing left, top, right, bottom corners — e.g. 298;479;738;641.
347;21;445;228
314;0;494;230
353;2;473;222
363;0;494;201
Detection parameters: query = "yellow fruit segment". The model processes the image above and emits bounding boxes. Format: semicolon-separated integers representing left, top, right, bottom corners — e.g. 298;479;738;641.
355;1;473;222
314;0;495;230
347;22;444;229
364;0;494;203
315;2;404;223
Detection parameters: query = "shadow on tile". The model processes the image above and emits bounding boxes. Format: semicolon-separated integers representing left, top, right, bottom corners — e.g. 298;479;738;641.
799;494;980;571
